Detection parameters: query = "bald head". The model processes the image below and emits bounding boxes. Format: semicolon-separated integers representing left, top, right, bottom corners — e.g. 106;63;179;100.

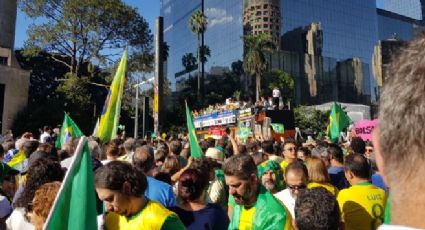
132;145;155;174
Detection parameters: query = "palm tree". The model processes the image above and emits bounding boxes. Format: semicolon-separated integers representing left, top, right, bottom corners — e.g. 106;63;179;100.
188;10;208;97
243;33;276;101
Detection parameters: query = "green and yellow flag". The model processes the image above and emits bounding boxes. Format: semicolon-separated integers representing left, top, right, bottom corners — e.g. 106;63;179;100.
55;113;83;149
327;102;351;143
44;137;98;230
97;49;127;143
185;102;203;158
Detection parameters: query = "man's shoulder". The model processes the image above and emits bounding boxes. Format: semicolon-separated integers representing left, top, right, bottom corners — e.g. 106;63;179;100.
328;166;344;174
147;176;172;190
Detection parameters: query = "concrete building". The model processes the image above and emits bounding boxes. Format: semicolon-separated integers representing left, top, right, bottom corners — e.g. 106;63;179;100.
0;0;30;134
243;0;281;43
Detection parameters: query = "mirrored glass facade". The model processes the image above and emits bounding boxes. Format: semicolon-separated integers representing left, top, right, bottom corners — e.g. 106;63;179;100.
378;0;422;20
161;0;422;105
160;0;243;90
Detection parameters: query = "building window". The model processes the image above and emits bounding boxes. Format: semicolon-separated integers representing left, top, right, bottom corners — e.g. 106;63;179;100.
264;17;269;22
0;57;7;66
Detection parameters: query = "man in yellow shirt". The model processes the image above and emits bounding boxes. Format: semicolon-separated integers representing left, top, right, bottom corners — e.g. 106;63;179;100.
224;154;293;230
337;154;386;230
94;161;185;230
280;139;298;174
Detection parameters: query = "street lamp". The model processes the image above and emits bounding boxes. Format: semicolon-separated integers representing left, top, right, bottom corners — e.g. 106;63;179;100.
133;77;154;139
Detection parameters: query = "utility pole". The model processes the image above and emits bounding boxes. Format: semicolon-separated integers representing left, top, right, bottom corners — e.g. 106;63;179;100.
133;77;153;139
134;77;139;139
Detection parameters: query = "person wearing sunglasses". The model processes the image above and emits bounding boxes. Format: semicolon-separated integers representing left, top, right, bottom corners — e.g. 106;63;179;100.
280;139;298;175
275;161;308;219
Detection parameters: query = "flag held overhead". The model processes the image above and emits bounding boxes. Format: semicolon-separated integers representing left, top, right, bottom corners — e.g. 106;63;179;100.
97;49;127;143
185;101;203;159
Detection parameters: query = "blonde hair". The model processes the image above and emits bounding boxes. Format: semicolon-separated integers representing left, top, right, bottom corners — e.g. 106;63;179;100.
306;156;330;183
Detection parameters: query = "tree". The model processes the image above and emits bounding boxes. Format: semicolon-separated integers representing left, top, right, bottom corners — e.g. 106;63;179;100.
199;45;211;64
181;53;197;73
243;33;276;101
294;106;329;138
262;69;294;104
188;10;208;97
20;0;152;76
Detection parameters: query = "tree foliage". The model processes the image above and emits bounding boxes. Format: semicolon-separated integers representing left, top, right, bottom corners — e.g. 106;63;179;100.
20;0;153;75
294;106;329;138
262;69;294;103
243;33;276;101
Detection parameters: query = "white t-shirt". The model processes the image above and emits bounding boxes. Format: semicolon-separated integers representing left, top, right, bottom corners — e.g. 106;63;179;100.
6;208;34;230
272;89;280;98
39;132;51;143
274;188;295;219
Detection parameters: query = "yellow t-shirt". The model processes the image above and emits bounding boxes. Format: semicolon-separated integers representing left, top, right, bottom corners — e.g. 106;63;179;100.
308;182;339;196
105;200;185;230
239;206;256;230
337;182;387;230
280;160;289;175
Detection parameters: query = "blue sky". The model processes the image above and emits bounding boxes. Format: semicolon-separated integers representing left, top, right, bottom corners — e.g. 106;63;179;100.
14;0;160;49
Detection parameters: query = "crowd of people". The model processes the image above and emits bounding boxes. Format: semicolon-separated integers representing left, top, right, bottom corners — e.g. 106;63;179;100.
0;22;424;230
192;87;284;118
0;124;394;230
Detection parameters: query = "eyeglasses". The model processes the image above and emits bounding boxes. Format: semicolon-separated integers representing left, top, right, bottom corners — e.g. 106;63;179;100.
287;184;307;191
366;149;373;153
285;148;296;152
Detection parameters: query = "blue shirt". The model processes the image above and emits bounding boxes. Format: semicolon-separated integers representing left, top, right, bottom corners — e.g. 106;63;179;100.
144;176;176;208
328;166;349;190
171;203;230;230
371;173;388;193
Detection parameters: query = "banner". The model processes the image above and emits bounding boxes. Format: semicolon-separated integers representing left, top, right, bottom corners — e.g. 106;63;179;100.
354;119;378;141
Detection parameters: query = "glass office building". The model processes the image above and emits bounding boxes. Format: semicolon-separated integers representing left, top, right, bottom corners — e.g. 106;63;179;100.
160;0;243;90
161;0;423;105
378;0;422;20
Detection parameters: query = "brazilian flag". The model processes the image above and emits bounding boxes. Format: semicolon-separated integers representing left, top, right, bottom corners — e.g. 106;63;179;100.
185;102;203;158
326;102;351;143
55;113;83;149
97;49;127;143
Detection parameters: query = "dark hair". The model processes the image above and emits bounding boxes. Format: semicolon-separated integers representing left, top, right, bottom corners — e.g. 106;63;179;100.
0;145;4;158
246;140;259;153
23;140;39;158
133;146;155;173
295;187;340;230
261;141;274;154
297;147;311;158
273;142;282;156
154;172;172;185
106;141;124;157
285;161;309;179
14;158;64;211
344;153;370;179
178;169;209;202
199;140;210;153
350;137;366;154
57;149;70;161
223;154;256;180
365;141;374;148
327;144;344;163
94;161;147;196
282;138;297;150
238;144;248;155
169;141;182;155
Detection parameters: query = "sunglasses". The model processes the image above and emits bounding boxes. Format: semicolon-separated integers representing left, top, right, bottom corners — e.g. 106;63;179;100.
287;184;307;191
285;148;296;152
366;149;373;153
